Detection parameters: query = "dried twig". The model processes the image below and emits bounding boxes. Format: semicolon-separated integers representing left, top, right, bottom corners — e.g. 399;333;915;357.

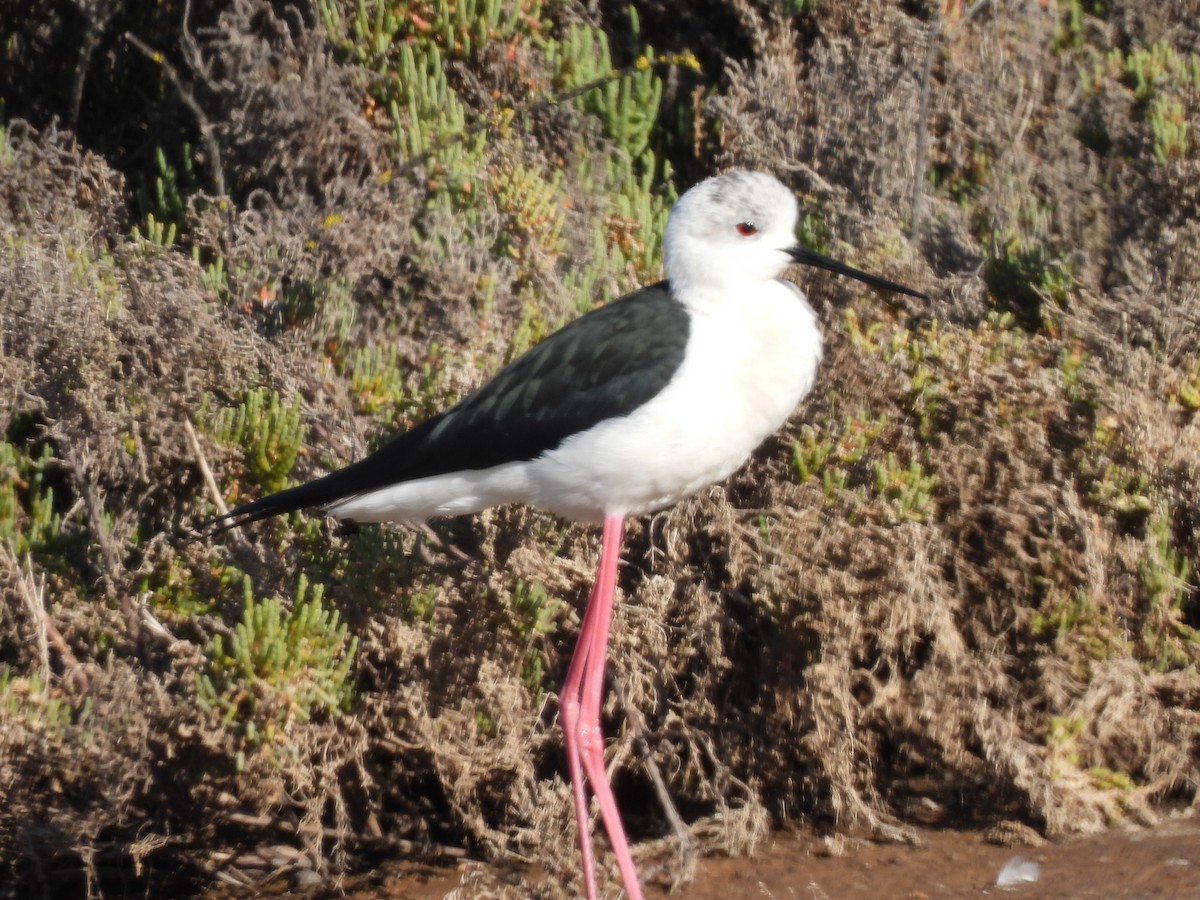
220;811;468;860
62;446;142;648
909;23;939;240
123;30;226;196
69;0;120;130
184;418;253;552
910;0;995;239
184;418;228;517
611;673;697;891
0;543;89;691
3;545;49;681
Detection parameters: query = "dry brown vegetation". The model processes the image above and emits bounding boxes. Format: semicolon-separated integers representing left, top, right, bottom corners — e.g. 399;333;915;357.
1;0;1199;897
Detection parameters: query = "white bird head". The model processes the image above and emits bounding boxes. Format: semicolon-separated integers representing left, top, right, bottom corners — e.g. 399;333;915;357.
663;170;926;300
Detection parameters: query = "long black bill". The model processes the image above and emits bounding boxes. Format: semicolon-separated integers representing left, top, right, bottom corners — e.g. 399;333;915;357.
788;245;927;300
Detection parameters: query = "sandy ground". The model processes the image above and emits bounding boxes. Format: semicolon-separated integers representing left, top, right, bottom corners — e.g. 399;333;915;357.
318;813;1199;899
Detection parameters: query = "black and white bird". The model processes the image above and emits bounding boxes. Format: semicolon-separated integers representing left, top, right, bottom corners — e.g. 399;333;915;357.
210;170;926;900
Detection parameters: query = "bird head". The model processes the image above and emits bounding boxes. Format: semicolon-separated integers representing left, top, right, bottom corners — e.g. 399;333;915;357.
663;170;926;300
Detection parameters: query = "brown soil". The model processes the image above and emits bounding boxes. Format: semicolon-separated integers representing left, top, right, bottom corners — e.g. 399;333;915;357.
217;817;1200;898
687;820;1200;900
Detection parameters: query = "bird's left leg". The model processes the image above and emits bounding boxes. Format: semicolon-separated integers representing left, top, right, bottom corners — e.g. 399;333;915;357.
561;561;606;900
575;514;645;900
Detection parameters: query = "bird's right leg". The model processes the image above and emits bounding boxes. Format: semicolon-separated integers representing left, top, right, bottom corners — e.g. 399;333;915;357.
562;570;604;899
561;515;644;900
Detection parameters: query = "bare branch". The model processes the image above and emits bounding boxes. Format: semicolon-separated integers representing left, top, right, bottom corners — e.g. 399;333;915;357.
123;30;226;197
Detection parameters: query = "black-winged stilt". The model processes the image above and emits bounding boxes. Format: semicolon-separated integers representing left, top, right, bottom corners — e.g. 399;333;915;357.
209;170;926;899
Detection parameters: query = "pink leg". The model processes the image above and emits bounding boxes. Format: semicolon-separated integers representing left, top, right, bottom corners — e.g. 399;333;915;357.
562;571;605;898
560;514;644;900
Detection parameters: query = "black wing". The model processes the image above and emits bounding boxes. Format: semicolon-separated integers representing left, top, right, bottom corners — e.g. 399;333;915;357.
208;282;688;532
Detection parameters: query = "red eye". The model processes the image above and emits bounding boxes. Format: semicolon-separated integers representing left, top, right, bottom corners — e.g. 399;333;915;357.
735;222;757;237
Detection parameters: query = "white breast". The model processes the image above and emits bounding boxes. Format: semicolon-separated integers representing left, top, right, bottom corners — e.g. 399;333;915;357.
524;280;822;521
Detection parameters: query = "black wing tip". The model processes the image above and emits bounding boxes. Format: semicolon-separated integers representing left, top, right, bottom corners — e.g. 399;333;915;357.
188;461;380;544
186;510;255;544
189;495;297;543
